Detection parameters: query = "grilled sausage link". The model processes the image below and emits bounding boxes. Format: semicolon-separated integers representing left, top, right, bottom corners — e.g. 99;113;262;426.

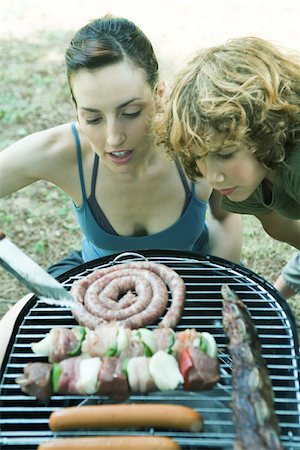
70;261;186;329
49;403;203;432
38;435;181;450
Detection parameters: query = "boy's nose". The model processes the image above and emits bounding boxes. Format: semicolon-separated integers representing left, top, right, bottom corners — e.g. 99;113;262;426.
196;158;225;185
206;169;225;185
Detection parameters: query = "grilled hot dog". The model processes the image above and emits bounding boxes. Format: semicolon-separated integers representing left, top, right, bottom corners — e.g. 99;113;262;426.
38;435;181;450
49;403;203;432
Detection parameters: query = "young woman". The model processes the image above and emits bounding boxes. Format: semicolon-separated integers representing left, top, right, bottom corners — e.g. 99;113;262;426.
0;16;241;364
159;36;300;298
0;16;241;273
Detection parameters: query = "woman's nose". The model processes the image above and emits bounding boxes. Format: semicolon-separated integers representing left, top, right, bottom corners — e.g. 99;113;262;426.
106;121;126;148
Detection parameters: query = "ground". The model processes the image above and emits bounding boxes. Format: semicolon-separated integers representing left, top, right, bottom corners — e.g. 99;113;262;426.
0;0;299;332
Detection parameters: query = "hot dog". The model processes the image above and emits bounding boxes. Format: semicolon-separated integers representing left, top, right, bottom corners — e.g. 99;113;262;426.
49;403;203;432
38;435;181;450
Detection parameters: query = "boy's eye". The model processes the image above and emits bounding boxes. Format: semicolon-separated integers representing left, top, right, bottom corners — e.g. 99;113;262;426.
192;155;201;162
217;152;235;160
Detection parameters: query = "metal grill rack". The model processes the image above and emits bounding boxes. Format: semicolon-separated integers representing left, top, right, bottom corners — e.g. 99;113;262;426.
0;250;299;449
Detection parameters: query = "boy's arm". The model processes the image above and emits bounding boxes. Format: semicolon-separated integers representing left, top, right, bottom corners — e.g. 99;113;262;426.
207;190;243;263
257;211;300;249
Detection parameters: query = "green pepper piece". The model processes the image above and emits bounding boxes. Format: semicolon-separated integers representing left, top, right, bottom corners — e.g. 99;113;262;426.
143;342;153;357
105;345;118;357
67;327;86;357
167;330;176;354
121;357;129;376
52;363;62;393
199;335;208;354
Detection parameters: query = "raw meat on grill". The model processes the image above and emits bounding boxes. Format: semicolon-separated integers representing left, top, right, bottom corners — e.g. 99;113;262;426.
221;284;283;450
81;323;129;357
31;327;86;363
97;357;129;401
179;346;220;390
16;343;220;402
69;261;186;329
56;356;81;394
31;324;218;362
16;352;182;402
81;325;154;358
16;362;52;402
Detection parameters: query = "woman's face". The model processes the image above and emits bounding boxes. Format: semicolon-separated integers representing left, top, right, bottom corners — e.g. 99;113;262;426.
195;137;269;202
71;61;156;173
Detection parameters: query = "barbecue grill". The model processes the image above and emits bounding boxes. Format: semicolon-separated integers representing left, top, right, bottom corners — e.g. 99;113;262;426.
0;249;299;449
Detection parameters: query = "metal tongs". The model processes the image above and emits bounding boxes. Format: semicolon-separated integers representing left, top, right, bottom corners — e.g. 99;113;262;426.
0;230;75;308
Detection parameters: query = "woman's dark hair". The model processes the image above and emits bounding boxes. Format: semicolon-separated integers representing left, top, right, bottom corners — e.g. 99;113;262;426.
65;15;159;101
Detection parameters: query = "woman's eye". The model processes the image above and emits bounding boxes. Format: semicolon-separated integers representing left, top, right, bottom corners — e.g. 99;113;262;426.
122;110;142;118
85;117;103;125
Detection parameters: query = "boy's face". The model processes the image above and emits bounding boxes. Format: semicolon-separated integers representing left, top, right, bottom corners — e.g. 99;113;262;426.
195;136;269;202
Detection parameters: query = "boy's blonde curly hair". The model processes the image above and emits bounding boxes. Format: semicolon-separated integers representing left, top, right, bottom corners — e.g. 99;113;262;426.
157;37;300;180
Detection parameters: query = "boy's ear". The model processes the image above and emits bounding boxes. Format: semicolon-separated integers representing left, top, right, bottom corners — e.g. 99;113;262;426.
155;81;167;112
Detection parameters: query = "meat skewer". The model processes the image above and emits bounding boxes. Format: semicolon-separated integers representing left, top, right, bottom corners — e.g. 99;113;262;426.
27;324;220;401
221;284;283;450
31;324;218;362
16;344;220;402
16;352;183;401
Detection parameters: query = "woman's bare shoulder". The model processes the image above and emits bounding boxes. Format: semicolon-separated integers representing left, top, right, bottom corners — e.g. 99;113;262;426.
0;123;79;198
29;123;85;190
2;122;76;160
26;122;76;157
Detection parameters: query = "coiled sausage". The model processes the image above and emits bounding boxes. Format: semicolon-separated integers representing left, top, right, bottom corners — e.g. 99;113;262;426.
70;261;185;329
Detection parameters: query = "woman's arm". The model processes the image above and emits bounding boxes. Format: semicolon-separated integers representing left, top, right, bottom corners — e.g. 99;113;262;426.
0;133;42;198
207;190;243;263
0;294;33;368
256;211;300;249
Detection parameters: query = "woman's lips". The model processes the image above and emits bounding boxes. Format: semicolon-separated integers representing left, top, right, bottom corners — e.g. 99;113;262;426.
107;150;133;164
218;187;237;195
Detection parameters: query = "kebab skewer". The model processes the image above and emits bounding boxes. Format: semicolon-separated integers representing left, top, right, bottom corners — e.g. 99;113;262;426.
17;342;220;403
31;324;218;362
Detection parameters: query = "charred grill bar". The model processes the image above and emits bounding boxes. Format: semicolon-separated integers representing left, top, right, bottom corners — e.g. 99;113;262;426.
0;250;299;449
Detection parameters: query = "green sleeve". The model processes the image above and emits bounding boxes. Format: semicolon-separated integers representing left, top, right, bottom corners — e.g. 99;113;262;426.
221;192;273;216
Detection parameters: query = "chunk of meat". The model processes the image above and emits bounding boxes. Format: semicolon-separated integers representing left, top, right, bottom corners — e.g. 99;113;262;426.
221;284;283;450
